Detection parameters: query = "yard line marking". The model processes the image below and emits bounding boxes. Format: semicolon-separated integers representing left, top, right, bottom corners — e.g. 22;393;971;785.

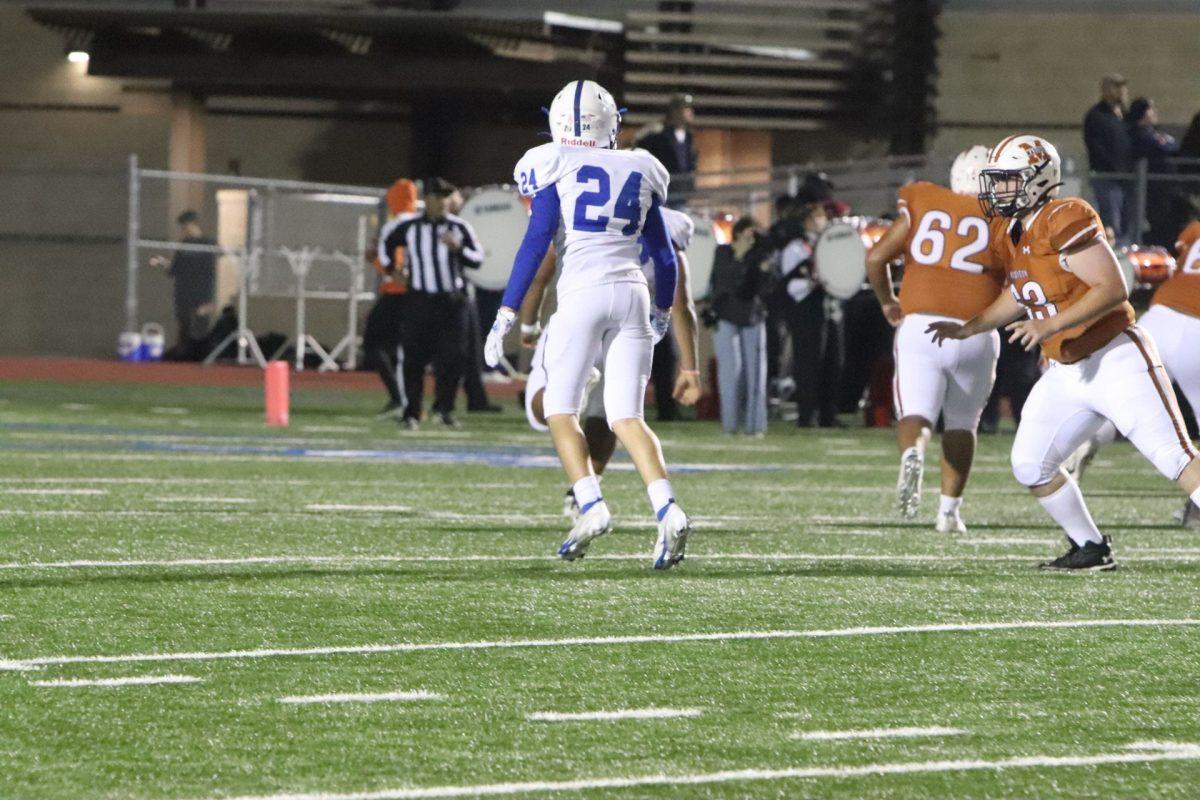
29;675;201;688
959;537;1059;546
207;741;1200;800
3;487;108;496
528;708;702;722
301;425;367;433
2;619;1196;672
306;504;413;513
792;726;966;742
3;550;1200;573
151;496;254;504
150;407;189;415
59;403;94;411
279;691;445;705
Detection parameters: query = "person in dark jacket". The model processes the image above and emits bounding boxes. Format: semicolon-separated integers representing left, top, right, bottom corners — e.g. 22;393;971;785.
152;210;216;361
708;216;773;435
634;94;698;200
1128;97;1181;247
1083;74;1132;240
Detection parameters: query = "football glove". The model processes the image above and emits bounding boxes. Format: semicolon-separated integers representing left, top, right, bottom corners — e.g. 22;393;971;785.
650;306;671;345
484;307;516;368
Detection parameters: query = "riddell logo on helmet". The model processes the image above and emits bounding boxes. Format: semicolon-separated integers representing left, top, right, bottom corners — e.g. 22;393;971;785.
558;137;598;147
1018;141;1050;166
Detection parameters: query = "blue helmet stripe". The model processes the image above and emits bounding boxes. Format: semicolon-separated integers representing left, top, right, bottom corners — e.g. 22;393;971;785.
573;80;583;137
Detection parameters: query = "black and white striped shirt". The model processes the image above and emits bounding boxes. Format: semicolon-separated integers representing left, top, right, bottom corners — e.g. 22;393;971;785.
377;212;483;294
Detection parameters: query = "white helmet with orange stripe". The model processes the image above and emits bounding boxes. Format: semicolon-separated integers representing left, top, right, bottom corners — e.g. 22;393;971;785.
950;145;989;195
978;134;1062;218
547;80;621;149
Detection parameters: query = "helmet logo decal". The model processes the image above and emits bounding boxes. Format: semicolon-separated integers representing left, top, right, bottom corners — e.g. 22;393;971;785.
1017;140;1050;167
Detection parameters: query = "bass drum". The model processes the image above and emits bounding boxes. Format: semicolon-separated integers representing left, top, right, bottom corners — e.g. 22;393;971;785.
459;187;528;291
814;220;868;300
684;212;719;296
1124;244;1176;287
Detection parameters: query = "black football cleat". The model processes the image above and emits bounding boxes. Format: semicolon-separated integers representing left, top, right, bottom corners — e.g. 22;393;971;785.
1039;535;1117;572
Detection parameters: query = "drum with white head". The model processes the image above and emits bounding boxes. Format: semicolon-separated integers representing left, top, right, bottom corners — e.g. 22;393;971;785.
459;187;528;291
814;219;869;300
684;212;718;295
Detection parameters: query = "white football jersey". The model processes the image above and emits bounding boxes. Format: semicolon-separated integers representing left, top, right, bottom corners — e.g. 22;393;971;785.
639;206;695;291
514;143;670;298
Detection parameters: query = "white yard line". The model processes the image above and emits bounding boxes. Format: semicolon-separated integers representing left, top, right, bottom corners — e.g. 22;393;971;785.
59;403;94;411
1;618;1195;672
152;497;255;504
150;407;189;415
29;675;200;687
959;538;1059;546
528;708;702;722
3;488;108;496
792;726;966;741
306;504;413;513
208;742;1200;800
2;550;1198;573
279;691;445;705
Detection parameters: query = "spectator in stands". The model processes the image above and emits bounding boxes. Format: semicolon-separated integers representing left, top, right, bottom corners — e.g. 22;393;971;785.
363;178;416;419
1179;111;1200;174
634;93;698;199
708;216;772;435
151;210;215;361
1128;97;1180;247
1083;74;1132;241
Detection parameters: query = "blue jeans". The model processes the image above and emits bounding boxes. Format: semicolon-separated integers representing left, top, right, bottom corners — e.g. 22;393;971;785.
1090;178;1127;242
714;319;768;434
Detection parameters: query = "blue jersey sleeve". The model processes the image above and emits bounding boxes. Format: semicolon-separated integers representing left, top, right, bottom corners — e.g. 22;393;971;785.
641;197;677;310
500;188;561;310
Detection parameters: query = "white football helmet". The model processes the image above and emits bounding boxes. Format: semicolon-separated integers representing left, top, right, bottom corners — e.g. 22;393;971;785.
978;134;1062;218
547;80;621;149
950;145;989;196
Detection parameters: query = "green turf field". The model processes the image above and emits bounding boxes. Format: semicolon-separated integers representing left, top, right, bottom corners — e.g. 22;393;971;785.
2;378;1200;799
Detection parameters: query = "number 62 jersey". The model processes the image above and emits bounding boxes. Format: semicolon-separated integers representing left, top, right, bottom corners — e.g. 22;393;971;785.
514;143;670;298
896;181;1005;321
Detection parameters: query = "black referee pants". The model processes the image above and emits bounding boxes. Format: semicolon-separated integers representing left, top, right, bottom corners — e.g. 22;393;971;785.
401;292;468;419
362;293;406;407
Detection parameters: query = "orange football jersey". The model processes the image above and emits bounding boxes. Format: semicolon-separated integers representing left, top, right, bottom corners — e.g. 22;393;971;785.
895;181;1004;320
991;197;1135;364
1151;220;1200;318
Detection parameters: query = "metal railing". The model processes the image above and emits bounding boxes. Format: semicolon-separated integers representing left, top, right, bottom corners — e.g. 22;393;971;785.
1088;157;1200;246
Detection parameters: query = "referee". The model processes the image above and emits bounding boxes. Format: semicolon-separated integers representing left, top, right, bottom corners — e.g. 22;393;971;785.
378;178;483;430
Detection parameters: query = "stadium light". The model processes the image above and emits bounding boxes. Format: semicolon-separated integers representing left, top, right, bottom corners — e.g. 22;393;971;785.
67;50;90;64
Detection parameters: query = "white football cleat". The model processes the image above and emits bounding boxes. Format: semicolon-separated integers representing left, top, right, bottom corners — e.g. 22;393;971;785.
896;447;924;519
652;503;690;570
562;489;581;521
558;501;612;561
1062;438;1099;484
934;512;967;535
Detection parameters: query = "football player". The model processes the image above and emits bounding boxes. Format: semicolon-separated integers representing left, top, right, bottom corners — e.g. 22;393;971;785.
1129;213;1200;522
929;135;1200;571
519;204;701;519
484;80;691;569
866;145;1005;533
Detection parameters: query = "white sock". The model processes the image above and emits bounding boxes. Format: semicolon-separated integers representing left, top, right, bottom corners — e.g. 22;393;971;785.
938;495;963;516
647;478;675;520
901;445;922;462
1038;478;1103;547
1190;487;1200;508
573;476;602;513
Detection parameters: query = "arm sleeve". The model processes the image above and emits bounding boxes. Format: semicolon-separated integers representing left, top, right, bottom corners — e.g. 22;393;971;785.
642;196;678;310
500;188;561;310
456;219;484;268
